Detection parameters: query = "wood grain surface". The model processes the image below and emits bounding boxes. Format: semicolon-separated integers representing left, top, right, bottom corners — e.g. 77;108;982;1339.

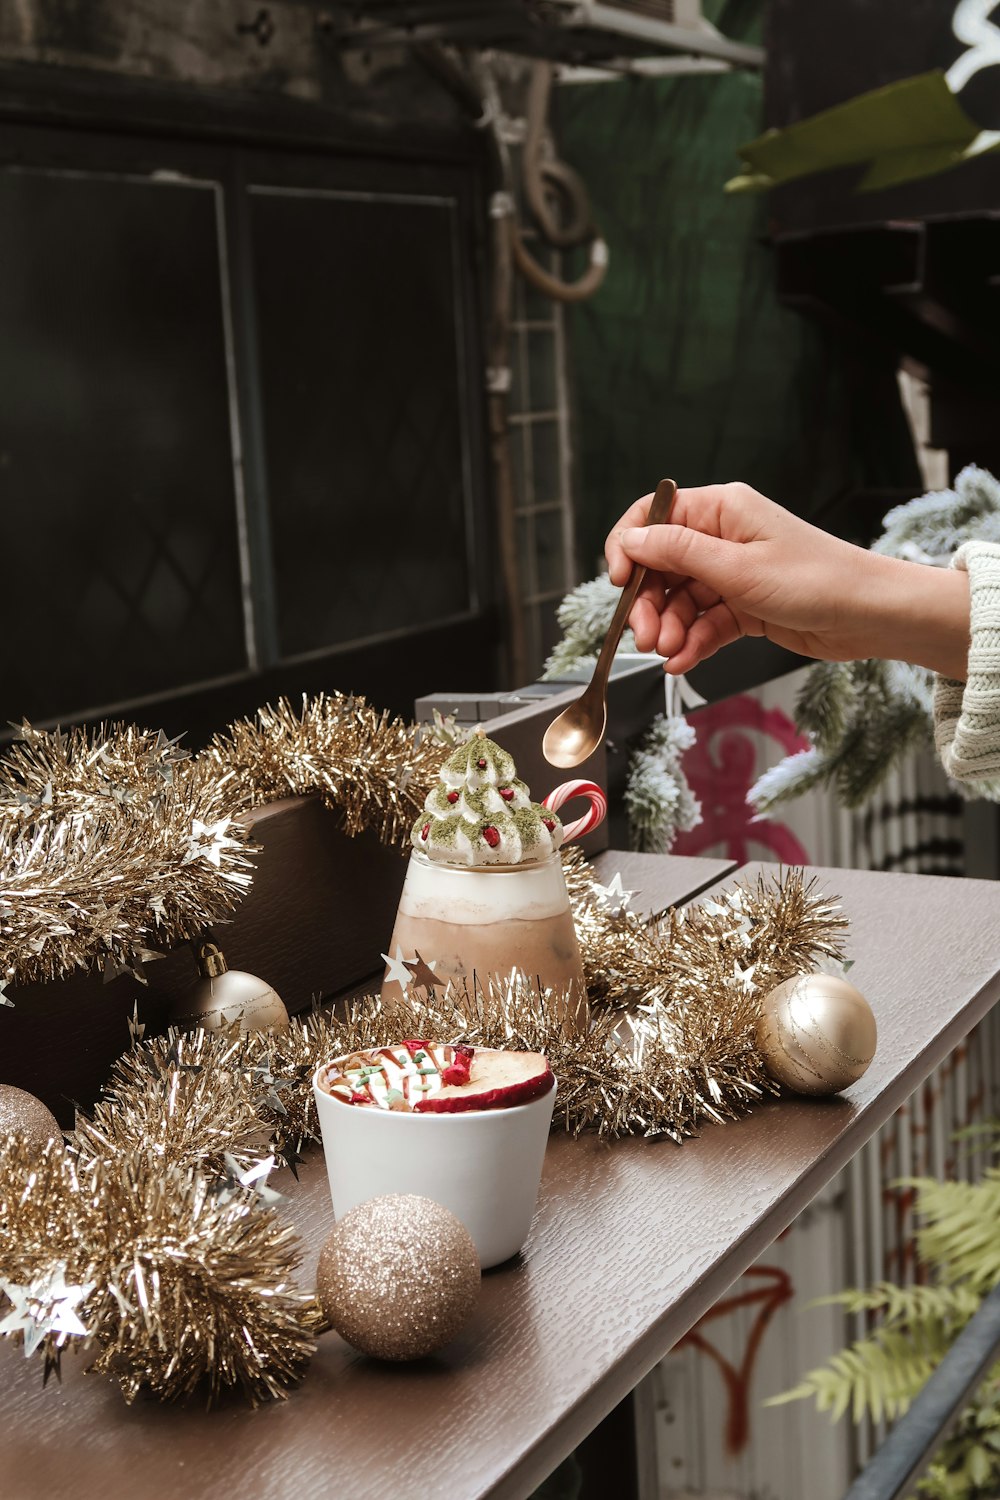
589;848;735;912
4;859;999;1500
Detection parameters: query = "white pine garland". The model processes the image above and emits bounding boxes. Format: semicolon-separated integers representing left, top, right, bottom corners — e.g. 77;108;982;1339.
625;714;701;852
750;465;1000;813
542;575;700;851
541;574;638;682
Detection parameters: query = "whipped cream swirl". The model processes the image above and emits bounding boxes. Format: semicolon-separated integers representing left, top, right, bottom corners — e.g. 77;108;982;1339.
411;732;563;866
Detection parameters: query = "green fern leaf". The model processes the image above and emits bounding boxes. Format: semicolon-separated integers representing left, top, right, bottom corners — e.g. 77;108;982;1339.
810;1280;978;1331
964;1443;992;1486
763;1381;818;1408
768;1323;949;1426
890;1175;1000;1290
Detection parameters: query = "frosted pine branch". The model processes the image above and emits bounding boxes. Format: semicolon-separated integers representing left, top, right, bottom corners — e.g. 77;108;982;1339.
542;575;637;680
625;714;700;853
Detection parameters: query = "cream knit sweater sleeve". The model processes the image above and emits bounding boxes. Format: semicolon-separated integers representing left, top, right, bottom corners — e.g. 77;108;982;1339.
934;540;1000;796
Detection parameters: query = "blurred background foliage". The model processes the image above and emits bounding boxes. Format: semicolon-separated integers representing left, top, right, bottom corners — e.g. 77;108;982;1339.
555;0;922;575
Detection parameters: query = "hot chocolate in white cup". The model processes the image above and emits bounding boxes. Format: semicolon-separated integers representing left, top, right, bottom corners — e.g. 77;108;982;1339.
312;1044;556;1268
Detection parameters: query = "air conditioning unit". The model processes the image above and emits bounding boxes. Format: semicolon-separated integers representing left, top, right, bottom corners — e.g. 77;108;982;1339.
327;1;764;70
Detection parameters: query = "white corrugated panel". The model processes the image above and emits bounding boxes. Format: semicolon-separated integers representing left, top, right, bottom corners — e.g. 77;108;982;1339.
639;669;995;1499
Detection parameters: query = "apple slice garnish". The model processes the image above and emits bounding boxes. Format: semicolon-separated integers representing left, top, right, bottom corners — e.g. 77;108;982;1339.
413;1047;553;1113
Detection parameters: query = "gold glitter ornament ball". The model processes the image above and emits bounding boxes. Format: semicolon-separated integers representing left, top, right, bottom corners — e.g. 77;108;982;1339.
317;1194;480;1361
0;1084;61;1147
756;972;877;1096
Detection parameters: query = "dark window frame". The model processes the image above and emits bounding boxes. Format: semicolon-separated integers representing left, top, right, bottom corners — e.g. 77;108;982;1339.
0;90;496;740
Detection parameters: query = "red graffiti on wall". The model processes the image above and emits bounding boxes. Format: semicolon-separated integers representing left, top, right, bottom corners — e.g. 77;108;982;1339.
673;695;811;866
678;1265;795;1455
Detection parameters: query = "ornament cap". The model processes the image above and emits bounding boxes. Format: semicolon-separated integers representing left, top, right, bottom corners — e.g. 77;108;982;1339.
195;939;229;979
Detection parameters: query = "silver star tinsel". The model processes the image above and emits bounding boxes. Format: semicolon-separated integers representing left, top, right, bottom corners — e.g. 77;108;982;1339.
0;1131;320;1404
0;697;456;992
0;861;847;1407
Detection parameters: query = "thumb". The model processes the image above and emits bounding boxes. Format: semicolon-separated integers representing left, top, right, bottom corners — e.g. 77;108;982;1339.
620;522;744;596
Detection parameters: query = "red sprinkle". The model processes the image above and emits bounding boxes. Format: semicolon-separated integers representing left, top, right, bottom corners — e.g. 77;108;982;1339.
349;1091;369;1105
477;757;487;769
542;818;556;832
483;825;501;848
420;823;430;841
447;791;459;804
499;787;515;802
441;1045;474;1088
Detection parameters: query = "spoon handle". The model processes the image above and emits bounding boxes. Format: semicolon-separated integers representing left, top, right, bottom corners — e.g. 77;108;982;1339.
591;478;678;687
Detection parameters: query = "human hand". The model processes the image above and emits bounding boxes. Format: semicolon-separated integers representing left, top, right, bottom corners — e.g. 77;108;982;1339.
605;482;969;680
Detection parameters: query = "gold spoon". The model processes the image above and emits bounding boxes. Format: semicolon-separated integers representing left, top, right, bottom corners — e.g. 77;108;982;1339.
542;477;678;769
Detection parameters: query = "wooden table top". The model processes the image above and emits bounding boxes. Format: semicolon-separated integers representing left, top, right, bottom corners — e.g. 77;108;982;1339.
5;854;1000;1500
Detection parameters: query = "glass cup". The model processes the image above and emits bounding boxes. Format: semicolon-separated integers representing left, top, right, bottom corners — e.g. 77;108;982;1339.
381;782;606;1033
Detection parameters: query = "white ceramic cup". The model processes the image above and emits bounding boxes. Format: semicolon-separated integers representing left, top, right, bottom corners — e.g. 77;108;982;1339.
311;1056;556;1269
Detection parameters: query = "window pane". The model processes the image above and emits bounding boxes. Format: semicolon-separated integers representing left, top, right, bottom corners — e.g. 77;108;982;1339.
0;169;247;724
531;419;563;507
250;187;473;658
534;507;568;596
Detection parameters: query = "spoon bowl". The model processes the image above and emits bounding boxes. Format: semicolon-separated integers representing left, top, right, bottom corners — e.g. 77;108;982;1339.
541;686;607;770
542;478;677;769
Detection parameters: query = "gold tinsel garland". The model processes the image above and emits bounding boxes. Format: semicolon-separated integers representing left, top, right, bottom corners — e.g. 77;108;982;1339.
0;866;848;1405
0;723;256;990
0;696;451;992
205;694;455;843
277;855;849;1142
0;1131;322;1404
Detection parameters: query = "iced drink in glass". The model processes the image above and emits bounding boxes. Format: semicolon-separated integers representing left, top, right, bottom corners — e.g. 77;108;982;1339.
381;730;604;1030
385;849;585;1010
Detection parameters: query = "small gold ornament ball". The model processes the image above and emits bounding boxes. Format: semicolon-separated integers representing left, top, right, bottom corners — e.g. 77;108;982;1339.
169;968;289;1033
317;1194;480;1361
756;972;877;1096
0;1084;61;1147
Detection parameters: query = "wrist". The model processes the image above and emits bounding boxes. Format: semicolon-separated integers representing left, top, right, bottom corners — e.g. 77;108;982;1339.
865;553;970;681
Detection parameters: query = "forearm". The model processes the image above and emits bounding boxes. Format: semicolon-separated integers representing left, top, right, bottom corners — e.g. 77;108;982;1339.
863;553;970;681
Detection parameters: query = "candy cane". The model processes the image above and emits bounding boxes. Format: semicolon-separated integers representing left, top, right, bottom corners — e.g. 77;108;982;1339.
541;780;608;843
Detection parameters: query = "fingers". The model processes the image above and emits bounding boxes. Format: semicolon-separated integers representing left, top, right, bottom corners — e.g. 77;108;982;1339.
629;571;667;653
664;602;742;675
619;522;741;599
606;492;658;586
629;595;663;653
605;482;770;584
633;578;727;660
656;583;703;659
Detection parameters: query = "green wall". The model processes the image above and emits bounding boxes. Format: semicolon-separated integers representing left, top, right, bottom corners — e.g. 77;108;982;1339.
555;0;920;574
